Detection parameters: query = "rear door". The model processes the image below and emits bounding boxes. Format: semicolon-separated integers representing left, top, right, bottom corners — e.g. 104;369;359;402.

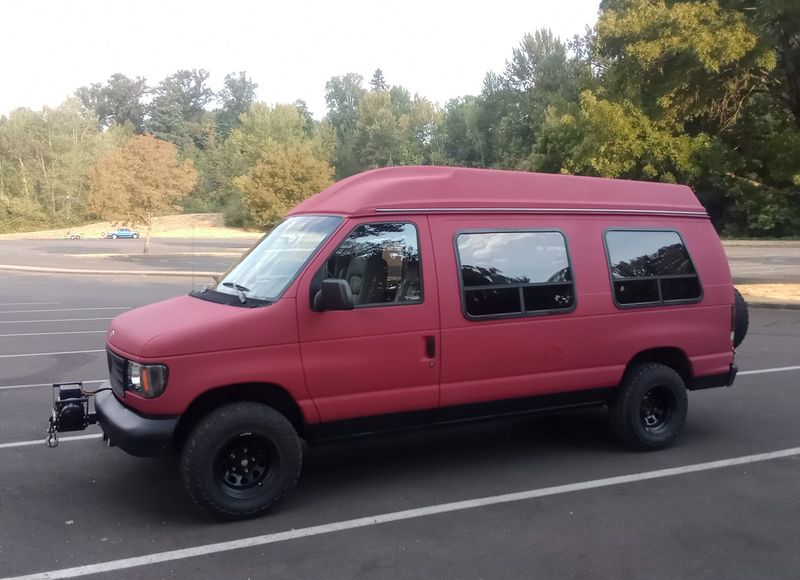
296;216;440;422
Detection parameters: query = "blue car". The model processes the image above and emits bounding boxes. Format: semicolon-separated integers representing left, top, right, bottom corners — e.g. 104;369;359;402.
104;227;139;239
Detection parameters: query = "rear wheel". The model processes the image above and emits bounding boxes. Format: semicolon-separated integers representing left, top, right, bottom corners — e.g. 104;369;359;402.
132;233;139;239
609;363;688;451
180;402;302;519
111;234;118;239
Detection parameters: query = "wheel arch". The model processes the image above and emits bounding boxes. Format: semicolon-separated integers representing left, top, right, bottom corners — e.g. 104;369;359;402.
174;382;306;445
624;347;693;385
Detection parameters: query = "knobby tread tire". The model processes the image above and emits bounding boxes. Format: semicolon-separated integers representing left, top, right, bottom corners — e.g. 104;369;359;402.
180;402;302;520
733;287;749;348
609;362;688;451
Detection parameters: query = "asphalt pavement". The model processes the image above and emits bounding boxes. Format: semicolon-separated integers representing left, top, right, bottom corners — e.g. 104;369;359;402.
0;273;798;579
0;238;798;285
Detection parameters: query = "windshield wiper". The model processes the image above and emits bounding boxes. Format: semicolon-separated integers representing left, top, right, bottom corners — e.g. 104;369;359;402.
222;281;250;304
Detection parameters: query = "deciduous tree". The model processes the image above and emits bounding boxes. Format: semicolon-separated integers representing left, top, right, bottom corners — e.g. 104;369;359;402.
89;135;197;252
235;142;333;228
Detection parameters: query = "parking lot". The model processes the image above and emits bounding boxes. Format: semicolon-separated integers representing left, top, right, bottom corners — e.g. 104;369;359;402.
1;270;799;579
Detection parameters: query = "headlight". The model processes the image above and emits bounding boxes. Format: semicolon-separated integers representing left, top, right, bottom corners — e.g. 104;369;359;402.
127;362;168;398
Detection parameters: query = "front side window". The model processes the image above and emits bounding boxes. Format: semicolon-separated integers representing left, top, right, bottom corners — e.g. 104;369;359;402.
323;222;422;306
211;215;343;303
605;230;702;306
456;231;575;318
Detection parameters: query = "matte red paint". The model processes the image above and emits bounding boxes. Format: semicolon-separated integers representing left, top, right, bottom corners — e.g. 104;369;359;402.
105;166;734;428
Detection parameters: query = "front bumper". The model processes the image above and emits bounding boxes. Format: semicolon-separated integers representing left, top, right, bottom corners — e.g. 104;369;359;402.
94;384;178;457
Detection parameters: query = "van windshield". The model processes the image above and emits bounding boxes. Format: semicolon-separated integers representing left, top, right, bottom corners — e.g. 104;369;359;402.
212;215;342;303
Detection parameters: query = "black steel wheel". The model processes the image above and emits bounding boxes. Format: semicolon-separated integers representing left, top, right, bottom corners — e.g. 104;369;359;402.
609;363;688;451
181;402;302;519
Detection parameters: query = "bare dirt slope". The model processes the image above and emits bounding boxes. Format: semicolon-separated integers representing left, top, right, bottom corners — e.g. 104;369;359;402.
0;213;262;240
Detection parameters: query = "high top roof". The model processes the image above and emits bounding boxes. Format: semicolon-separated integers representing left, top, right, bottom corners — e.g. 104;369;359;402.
290;166;706;217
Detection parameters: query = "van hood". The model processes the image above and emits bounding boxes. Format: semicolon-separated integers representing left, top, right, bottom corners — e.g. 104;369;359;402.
107;295;281;358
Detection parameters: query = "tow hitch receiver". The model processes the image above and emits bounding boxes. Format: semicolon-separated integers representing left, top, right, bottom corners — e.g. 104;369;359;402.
46;382;98;448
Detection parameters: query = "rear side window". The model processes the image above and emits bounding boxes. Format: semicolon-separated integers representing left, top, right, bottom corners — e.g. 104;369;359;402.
605;230;701;306
456;231;575;318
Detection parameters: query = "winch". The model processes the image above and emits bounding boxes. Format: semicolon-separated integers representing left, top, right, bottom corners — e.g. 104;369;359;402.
46;382;98;448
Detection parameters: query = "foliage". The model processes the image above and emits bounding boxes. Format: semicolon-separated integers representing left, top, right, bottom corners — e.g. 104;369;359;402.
216;72;258;138
147;69;215;150
88;135;197;252
76;74;148;133
234;142;333;228
2;7;798;237
0;99;127;232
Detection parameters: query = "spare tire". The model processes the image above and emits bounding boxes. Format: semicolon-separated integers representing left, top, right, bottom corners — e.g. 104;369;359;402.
733;287;749;348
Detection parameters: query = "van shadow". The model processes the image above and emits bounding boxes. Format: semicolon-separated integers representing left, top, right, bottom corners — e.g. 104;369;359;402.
103;407;618;523
294;407;618;506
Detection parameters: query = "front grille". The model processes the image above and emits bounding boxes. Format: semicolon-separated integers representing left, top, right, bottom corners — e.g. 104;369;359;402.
106;348;127;396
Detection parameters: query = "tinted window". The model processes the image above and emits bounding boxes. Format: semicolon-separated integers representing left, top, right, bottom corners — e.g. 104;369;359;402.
606;231;695;278
456;231;574;318
324;222;422;306
605;230;701;306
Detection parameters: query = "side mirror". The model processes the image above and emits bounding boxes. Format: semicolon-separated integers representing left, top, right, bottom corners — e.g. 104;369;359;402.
313;279;354;312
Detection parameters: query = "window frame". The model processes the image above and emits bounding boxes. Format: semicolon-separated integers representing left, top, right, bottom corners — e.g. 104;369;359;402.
454;227;578;321
320;220;425;310
603;227;704;309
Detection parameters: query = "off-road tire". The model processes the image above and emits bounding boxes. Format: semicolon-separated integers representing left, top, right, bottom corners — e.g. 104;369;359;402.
609;363;688;451
733;287;749;348
180;402;302;519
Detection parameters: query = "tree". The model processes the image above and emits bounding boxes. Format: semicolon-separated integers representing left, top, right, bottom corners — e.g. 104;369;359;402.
89;135;197;253
76;74;148;132
591;0;800;235
147;69;215;150
216;71;258;138
234;142;333;228
370;68;388;91
325;73;366;178
355;91;404;167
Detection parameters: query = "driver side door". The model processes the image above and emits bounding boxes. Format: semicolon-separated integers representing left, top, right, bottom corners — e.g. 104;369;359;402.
296;217;440;423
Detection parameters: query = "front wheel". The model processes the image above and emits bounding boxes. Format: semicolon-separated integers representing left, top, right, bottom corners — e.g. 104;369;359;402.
111;234;118;239
132;233;139;239
609;363;688;451
180;402;302;519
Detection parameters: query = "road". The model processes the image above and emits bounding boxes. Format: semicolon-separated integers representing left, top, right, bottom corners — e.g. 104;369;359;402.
0;272;798;579
0;238;799;283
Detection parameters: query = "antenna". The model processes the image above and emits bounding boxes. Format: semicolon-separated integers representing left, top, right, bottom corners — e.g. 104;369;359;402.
191;214;196;292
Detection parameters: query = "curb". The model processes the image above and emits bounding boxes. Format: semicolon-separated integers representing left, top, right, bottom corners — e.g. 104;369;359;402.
740;300;800;310
0;264;220;278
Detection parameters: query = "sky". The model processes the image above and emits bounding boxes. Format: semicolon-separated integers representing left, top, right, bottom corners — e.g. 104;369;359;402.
1;0;600;118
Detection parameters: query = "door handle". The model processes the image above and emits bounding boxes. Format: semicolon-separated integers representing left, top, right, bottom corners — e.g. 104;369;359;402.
425;335;436;359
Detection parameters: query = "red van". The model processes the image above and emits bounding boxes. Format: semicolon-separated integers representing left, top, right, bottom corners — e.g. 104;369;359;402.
48;166;746;518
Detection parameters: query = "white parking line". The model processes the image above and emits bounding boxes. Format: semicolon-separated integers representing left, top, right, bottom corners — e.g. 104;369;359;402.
0;302;60;306
0;433;102;450
5;446;800;580
0;349;104;358
0;317;113;324
0;380;105;392
0;330;107;338
0;307;129;314
739;365;800;376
